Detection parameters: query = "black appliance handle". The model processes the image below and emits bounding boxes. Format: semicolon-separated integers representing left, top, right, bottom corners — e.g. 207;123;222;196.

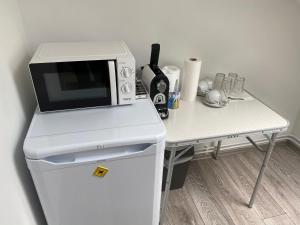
150;43;160;67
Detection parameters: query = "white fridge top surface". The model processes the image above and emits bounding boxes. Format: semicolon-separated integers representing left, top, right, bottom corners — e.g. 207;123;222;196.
24;98;166;159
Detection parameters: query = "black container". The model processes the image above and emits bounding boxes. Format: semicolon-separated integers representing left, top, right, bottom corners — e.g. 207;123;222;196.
162;146;194;191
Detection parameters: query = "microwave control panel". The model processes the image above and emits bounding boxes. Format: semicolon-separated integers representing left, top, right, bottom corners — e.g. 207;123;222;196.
117;57;136;105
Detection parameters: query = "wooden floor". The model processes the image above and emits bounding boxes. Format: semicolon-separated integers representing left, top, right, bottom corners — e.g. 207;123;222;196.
164;142;300;225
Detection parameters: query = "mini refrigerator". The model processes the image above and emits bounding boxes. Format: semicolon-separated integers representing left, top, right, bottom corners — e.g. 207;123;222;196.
23;98;166;225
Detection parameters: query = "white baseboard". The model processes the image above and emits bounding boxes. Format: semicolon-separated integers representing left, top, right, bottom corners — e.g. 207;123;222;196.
283;134;300;148
194;134;300;157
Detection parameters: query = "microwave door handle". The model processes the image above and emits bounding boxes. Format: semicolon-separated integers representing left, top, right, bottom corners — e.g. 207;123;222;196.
108;61;117;105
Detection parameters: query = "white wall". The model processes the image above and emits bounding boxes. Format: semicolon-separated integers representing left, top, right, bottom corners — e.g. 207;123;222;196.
292;110;300;139
0;0;45;224
0;0;298;223
17;0;300;131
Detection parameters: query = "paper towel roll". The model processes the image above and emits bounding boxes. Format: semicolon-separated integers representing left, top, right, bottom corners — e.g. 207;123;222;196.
181;58;202;101
162;65;180;93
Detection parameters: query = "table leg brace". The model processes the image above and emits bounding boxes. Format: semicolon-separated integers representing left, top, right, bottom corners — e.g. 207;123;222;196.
248;133;278;208
214;140;222;160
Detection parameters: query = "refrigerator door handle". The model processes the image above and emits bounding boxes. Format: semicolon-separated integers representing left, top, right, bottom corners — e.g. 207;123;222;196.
28;143;157;170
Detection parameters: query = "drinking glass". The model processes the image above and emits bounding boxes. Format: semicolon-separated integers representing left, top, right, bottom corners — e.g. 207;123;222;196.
228;72;238;84
213;73;225;90
231;77;245;95
222;77;234;96
228;73;238;90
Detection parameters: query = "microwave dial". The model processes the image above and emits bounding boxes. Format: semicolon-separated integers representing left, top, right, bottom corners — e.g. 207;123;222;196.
121;67;132;78
121;83;132;94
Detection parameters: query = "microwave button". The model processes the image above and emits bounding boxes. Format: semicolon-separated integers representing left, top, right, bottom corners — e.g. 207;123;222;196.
121;83;132;94
121;67;132;78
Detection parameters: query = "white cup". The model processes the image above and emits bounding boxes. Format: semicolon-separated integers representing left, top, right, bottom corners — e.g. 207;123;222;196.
198;80;209;96
204;79;213;90
206;90;227;105
198;79;213;96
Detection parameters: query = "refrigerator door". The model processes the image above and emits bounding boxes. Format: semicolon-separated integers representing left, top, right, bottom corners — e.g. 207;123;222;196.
27;142;164;225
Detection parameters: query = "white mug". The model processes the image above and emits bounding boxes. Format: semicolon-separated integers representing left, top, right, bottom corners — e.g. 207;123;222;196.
198;79;213;96
206;90;227;105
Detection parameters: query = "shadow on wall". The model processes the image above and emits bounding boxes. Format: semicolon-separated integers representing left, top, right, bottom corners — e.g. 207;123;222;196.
14;126;47;225
10;53;47;225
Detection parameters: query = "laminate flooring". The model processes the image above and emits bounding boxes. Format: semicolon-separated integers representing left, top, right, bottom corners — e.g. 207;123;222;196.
164;142;300;225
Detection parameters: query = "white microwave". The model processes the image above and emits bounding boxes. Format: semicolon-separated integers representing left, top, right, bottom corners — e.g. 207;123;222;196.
29;41;135;112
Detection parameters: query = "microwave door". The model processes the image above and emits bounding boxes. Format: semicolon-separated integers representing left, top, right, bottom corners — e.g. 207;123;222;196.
108;61;117;106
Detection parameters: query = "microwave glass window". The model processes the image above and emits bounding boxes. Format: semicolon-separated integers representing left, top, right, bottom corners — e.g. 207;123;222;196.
43;61;110;102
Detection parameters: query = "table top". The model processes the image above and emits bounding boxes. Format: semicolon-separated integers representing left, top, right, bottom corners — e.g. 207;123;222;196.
163;92;289;146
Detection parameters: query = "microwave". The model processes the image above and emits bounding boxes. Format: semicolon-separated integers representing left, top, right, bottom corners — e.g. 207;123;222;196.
29;41;135;112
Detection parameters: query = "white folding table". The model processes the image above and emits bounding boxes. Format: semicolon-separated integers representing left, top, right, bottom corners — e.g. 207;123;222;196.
160;92;289;223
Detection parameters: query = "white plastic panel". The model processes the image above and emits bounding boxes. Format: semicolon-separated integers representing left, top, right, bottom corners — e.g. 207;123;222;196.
142;65;155;93
117;56;135;105
30;41;130;64
24;98;165;159
28;143;155;171
108;61;117;105
24;123;165;159
29;99;159;137
27;142;164;225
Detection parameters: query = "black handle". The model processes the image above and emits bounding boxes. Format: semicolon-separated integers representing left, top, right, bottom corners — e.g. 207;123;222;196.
150;43;160;67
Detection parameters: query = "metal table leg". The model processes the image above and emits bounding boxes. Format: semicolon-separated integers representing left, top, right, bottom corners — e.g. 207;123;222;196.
248;133;278;208
214;140;222;160
160;147;176;224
